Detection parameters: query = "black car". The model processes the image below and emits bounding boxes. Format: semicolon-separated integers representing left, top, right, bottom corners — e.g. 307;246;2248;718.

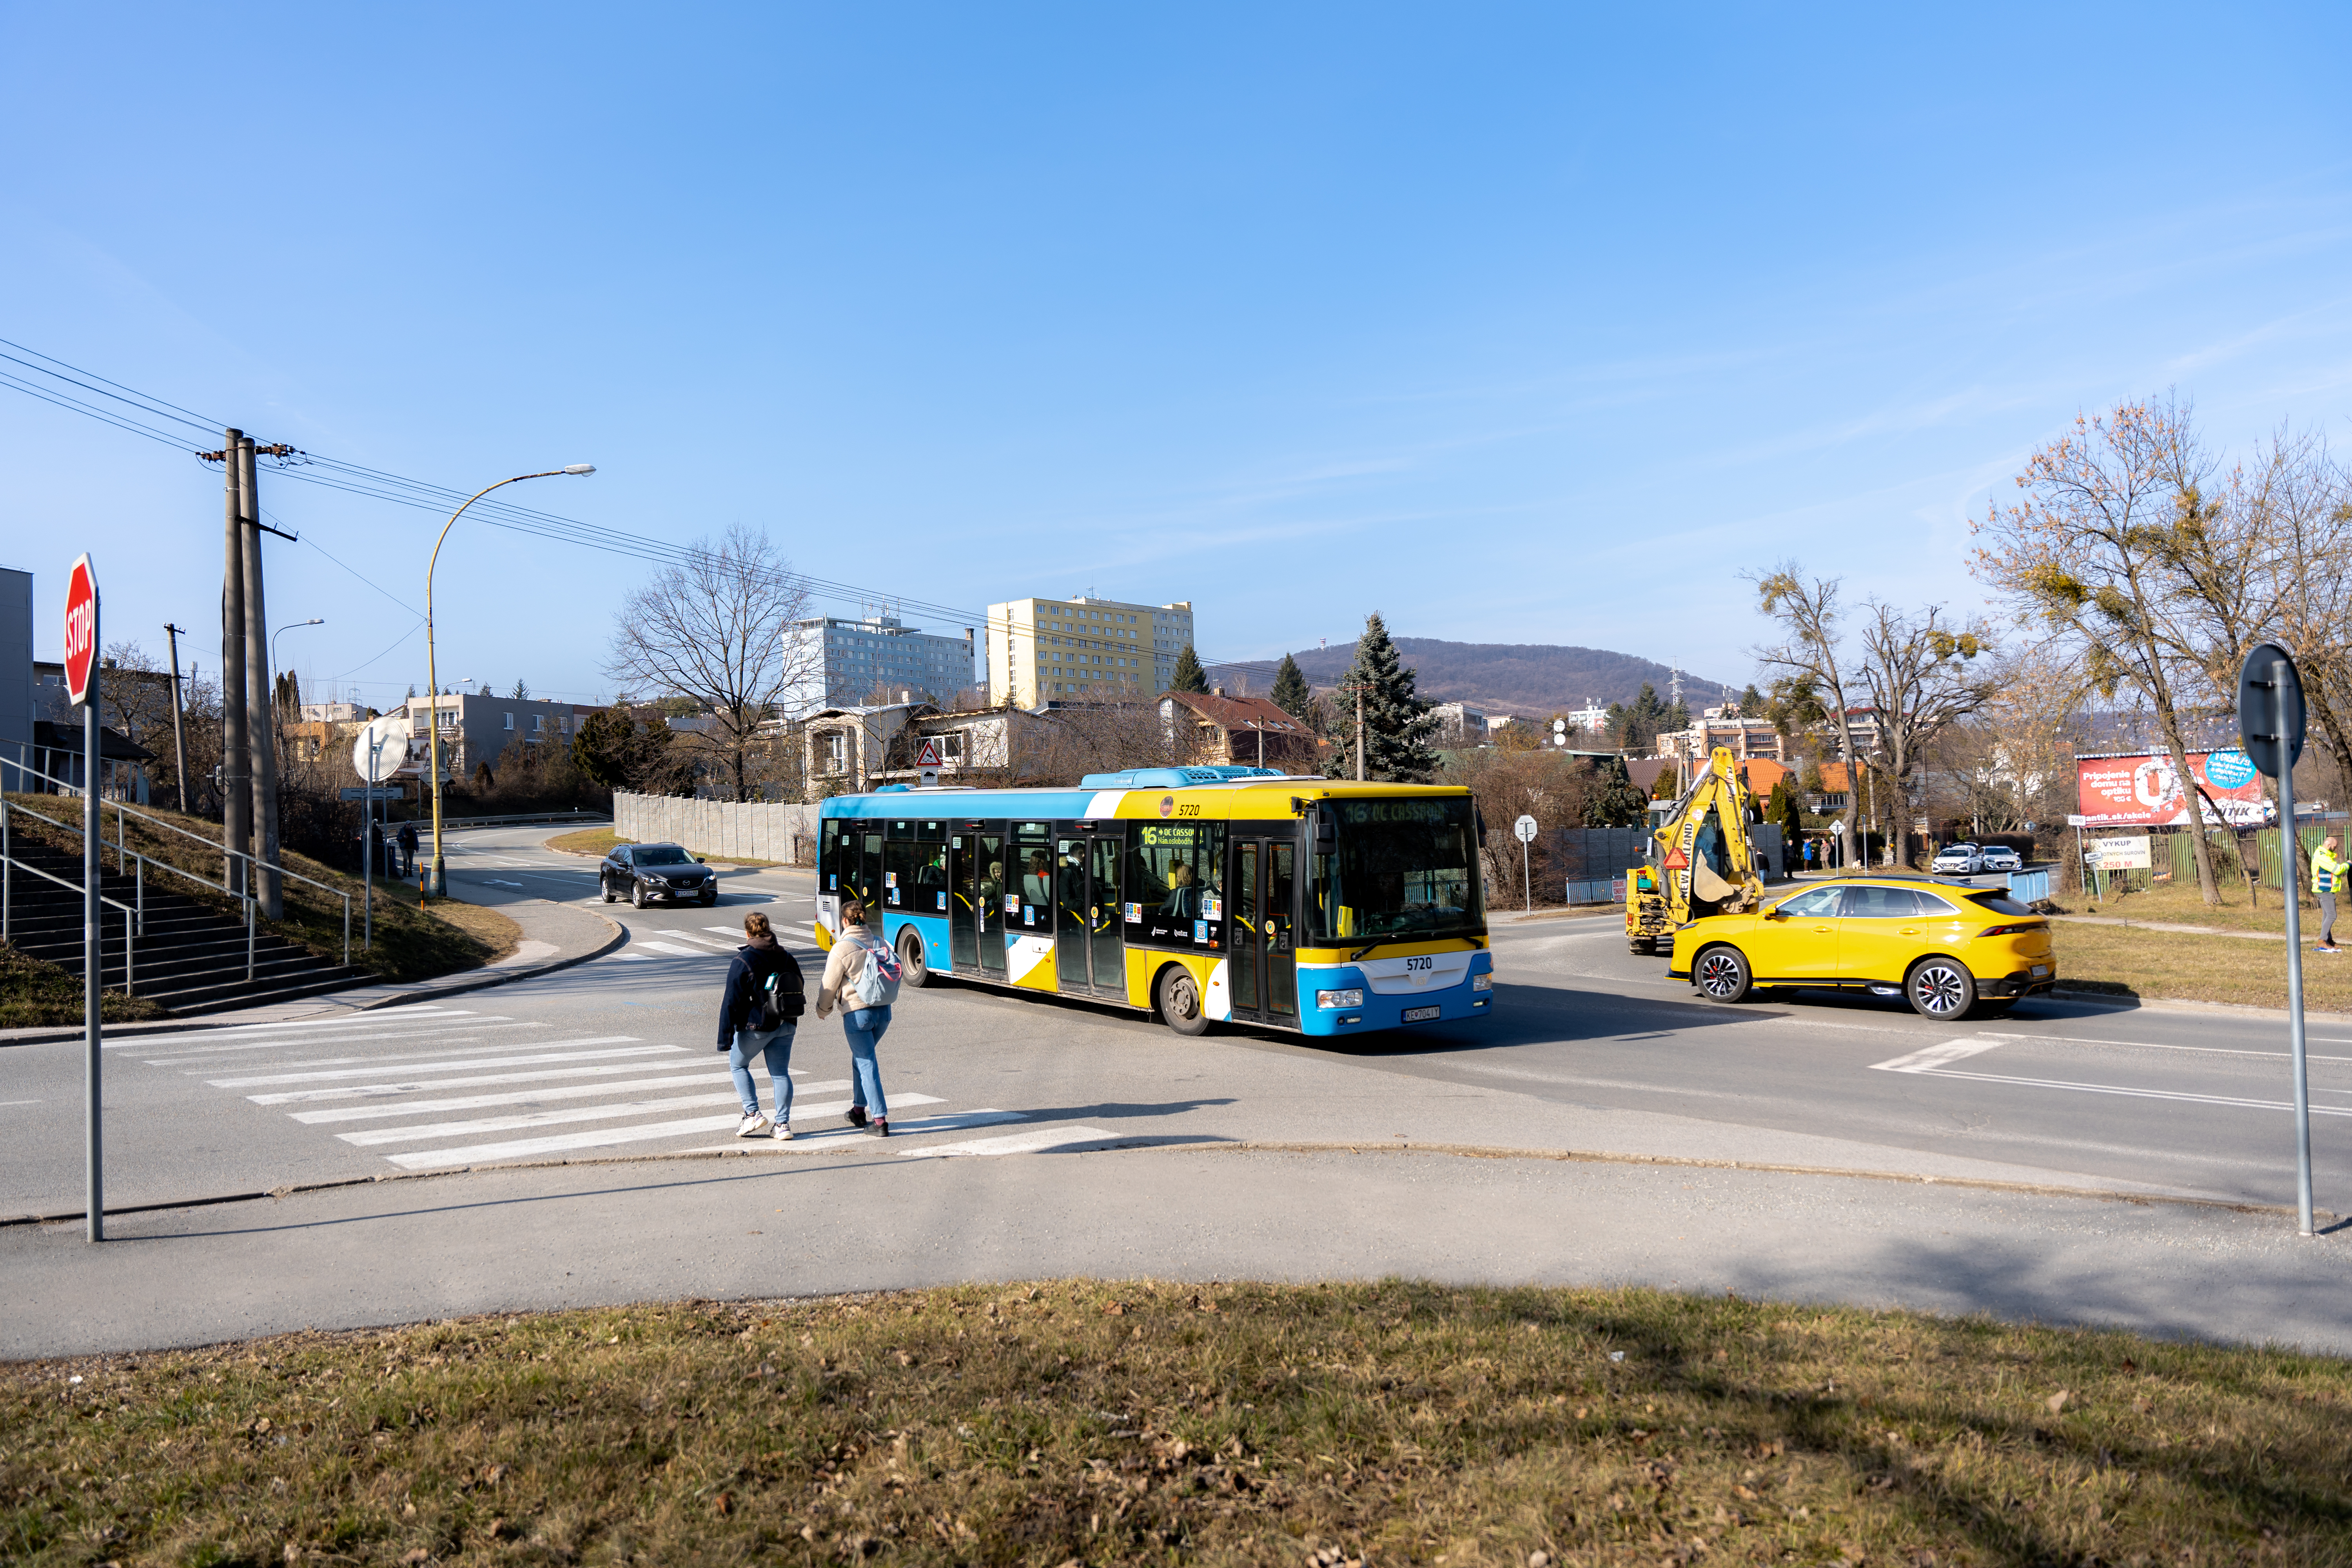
599;842;718;907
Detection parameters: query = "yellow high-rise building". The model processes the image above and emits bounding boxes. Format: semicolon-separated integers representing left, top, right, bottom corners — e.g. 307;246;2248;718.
986;594;1195;708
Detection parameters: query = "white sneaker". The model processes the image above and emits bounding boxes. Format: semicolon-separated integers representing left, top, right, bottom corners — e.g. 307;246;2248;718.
736;1112;771;1138
771;1121;794;1141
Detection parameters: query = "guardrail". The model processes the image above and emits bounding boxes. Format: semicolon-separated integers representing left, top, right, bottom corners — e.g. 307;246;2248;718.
5;757;349;971
437;810;610;829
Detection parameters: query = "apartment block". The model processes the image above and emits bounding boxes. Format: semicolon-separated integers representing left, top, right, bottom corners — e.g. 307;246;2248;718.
985;593;1194;708
782;613;976;718
402;691;581;780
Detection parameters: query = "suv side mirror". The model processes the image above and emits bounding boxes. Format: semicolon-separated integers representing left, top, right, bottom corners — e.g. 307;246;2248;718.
1762;907;1788;920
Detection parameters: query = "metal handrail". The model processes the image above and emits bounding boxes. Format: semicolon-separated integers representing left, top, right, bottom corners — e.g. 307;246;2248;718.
0;839;143;996
2;752;348;964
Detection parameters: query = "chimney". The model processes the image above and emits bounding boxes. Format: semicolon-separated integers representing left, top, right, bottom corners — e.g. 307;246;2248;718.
1211;686;1227;697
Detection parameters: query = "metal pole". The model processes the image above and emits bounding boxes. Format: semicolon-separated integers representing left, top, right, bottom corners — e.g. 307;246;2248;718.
1355;688;1366;783
84;633;103;1244
240;437;283;920
1521;835;1530;912
2276;659;2313;1236
220;430;250;898
163;622;190;813
2;797;10;941
363;735;377;948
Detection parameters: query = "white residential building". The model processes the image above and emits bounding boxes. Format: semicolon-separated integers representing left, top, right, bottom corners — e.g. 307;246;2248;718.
985;593;1194;708
781;613;976;718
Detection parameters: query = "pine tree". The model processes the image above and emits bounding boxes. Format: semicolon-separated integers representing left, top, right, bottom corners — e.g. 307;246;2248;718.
1334;613;1439;782
512;679;530;700
1650;762;1681;801
1581;756;1650;827
1269;653;1312;719
1170;644;1209;694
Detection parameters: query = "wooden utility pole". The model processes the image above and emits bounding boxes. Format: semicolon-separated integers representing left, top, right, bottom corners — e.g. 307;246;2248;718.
163;623;190;814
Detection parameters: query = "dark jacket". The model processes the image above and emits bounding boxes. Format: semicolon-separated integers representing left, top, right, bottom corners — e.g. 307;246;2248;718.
717;942;806;1047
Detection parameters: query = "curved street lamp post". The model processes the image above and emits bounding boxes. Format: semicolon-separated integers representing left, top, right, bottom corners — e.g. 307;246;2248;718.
424;466;594;898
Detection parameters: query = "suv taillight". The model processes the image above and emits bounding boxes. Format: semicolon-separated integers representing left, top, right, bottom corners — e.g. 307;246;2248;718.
1978;923;2045;938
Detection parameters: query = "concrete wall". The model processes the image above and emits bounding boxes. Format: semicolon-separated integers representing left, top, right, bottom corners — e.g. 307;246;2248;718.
613;790;820;864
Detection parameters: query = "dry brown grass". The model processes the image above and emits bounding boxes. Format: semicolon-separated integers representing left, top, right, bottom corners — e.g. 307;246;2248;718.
2077;874;2325;936
0;940;169;1029
2053;918;2352;1012
6;1281;2350;1567
543;828;624;858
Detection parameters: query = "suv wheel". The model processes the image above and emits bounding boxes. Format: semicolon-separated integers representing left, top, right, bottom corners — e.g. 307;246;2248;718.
1906;958;1975;1019
630;881;647;909
600;875;616;904
1693;944;1752;1004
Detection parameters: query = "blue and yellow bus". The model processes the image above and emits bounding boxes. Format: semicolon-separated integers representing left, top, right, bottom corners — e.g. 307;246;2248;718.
812;765;1492;1037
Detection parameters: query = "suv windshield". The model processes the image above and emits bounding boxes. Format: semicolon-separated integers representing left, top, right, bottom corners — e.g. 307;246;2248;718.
633;845;691;866
1308;797;1483;945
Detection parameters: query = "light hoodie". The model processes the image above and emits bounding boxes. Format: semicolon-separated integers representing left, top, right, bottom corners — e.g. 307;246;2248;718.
816;925;891;1017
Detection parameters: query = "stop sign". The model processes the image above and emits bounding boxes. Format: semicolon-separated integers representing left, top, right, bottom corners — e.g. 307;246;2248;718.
62;554;99;706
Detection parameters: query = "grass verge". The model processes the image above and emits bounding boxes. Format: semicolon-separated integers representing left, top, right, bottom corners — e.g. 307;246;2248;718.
2053;920;2352;1011
544;828;623;857
2;795;517;988
2074;875;2324;937
0;941;169;1029
7;1280;2350;1566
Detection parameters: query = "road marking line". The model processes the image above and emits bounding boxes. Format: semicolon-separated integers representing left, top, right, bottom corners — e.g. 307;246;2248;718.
287;1071;759;1122
636;942;721;957
343;1091;952;1148
208;1039;654;1087
1973;1031;2352;1064
141;1023;536;1062
1869;1039;2009;1074
609;953;655;961
1913;1066;2352;1118
383;1112;766;1168
899;1123;1115;1159
243;1056;700;1105
116;1010;487;1051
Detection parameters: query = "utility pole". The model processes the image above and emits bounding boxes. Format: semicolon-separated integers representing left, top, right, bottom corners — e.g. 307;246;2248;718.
217;430;250;897
162;623;190;814
238;437;285;920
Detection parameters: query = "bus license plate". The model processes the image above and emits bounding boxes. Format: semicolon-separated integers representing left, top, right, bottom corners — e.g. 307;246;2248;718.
1402;1005;1441;1023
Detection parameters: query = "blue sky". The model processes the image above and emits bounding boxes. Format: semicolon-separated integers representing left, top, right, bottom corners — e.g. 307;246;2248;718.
5;3;2350;708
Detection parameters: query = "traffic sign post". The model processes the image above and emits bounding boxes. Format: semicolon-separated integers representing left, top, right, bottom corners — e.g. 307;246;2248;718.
2239;641;2315;1237
352;716;407;952
62;555;103;1244
915;737;942;789
1514;813;1539;911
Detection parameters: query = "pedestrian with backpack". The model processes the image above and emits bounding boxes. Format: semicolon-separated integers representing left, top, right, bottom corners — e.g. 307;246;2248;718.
815;900;901;1136
717;910;806;1139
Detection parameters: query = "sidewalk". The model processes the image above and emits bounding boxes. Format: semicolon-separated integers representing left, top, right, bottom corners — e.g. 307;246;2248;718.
0;898;624;1047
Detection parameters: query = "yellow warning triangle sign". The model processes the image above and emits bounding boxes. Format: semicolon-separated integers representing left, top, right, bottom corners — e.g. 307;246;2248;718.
1662;847;1689;871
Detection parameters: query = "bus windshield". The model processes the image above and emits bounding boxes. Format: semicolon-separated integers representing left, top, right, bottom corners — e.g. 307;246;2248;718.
1308;797;1483;945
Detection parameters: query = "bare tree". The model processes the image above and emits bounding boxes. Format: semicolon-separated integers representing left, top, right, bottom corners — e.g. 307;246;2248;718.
1971;396;2252;904
1853;603;1997;864
1750;565;1867;866
604;525;817;801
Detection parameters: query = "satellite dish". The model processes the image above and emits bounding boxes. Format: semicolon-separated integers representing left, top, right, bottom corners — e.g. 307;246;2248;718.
352;714;407;783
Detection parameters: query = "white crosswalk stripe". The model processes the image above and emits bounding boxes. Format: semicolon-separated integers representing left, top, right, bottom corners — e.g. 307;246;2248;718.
143;997;1093;1172
636;941;720;957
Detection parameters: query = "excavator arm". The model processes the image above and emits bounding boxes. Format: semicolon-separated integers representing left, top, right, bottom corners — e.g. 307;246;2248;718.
1625;747;1765;953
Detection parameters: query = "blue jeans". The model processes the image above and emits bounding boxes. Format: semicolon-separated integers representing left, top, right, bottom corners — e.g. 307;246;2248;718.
728;1026;795;1120
842;1005;891;1120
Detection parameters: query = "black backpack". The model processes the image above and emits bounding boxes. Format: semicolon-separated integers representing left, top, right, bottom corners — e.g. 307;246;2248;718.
756;960;806;1030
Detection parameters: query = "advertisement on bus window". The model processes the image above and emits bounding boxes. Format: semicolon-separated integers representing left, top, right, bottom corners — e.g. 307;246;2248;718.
2075;750;2267;828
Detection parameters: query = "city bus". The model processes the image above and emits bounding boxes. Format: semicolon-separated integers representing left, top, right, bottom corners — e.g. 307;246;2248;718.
812;765;1492;1037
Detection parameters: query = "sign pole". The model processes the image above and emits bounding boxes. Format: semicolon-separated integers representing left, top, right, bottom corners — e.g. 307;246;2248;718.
63;555;104;1244
2276;659;2313;1236
363;739;375;950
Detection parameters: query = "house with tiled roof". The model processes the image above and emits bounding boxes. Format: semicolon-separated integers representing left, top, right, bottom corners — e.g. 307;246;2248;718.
1159;688;1319;771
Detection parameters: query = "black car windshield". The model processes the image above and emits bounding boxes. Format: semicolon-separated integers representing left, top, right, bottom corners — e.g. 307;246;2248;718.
633;845;691;866
1307;797;1483;945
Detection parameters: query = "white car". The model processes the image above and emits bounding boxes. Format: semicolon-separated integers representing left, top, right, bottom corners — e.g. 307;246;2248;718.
1979;846;2022;873
1931;843;1984;875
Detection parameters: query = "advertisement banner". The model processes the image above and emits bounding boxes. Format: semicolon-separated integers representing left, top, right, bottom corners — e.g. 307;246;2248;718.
2083;836;2153;870
2075;750;2267;828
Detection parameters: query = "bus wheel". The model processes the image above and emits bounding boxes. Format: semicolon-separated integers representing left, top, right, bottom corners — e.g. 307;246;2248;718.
896;929;932;988
1157;966;1211;1036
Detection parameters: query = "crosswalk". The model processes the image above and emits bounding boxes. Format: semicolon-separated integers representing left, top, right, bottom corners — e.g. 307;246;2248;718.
608;925;769;962
122;1005;1115;1171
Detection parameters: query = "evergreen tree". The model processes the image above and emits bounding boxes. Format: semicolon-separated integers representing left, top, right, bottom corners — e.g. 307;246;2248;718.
1333;613;1440;782
1737;682;1764;716
1581;756;1650;828
1269;653;1312;719
1170;644;1210;693
1770;776;1803;845
1650;762;1681;801
512;678;530;700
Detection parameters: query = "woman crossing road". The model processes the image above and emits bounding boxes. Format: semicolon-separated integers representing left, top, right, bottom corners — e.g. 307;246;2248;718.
816;901;901;1136
717;910;806;1139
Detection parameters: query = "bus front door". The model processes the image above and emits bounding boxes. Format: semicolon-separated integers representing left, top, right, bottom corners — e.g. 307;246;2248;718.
1229;836;1298;1024
974;831;1006;975
948;832;977;972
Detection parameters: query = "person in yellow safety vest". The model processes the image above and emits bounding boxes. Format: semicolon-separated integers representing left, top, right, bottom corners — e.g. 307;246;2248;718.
2313;833;2344;954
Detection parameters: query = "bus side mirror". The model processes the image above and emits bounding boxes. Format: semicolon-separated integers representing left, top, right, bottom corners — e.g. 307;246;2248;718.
1316;815;1338;847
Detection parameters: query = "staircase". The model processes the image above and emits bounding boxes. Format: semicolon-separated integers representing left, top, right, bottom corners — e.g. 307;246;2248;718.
2;837;368;1015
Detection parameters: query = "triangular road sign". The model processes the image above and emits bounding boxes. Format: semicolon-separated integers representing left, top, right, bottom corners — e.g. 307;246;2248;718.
1661;847;1689;871
914;738;942;768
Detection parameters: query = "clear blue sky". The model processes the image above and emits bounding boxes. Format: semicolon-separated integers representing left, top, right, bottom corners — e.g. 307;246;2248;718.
5;3;2349;708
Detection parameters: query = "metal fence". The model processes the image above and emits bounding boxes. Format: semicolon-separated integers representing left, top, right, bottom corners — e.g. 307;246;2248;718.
2007;868;2052;904
1563;877;1627;906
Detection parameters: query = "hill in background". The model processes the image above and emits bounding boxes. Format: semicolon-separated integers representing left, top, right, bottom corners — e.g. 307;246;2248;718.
1203;638;1731;719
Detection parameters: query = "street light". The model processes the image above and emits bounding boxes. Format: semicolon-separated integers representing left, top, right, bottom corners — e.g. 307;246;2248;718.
272;618;326;684
423;467;594;898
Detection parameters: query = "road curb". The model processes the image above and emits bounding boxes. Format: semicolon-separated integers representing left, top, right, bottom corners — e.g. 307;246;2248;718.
2047;986;2352;1026
7;1134;2324;1231
353;909;627;1012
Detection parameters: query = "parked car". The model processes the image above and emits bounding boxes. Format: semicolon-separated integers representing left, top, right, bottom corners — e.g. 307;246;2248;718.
1931;842;1984;875
1668;872;2056;1019
599;842;717;906
1979;845;2022;873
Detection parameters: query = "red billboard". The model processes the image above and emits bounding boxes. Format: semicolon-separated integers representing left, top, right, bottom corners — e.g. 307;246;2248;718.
2075;750;2267;828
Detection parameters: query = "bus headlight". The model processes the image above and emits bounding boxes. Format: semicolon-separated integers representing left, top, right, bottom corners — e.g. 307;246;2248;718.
1316;988;1364;1010
1471;973;1493;991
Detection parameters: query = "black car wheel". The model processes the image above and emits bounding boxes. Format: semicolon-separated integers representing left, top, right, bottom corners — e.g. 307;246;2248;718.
1157;965;1211;1036
1693;944;1753;1003
897;928;931;988
600;874;616;904
630;881;647;909
1906;958;1976;1020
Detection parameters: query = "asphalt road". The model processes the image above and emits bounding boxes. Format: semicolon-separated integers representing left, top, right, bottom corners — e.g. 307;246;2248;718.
4;826;2346;1357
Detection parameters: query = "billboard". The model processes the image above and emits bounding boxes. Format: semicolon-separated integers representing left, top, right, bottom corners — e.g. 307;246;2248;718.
2075;749;2267;828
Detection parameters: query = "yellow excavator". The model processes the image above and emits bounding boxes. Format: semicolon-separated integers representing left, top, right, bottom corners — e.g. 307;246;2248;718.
1625;746;1765;953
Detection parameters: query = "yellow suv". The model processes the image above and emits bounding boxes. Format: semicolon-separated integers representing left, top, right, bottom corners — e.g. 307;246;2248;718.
1667;873;2055;1019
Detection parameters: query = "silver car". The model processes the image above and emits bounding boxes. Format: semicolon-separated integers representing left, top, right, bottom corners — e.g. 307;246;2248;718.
1931;843;1984;875
1979;845;2022;873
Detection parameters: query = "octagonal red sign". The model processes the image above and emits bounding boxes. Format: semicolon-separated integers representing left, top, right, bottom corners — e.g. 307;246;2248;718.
62;554;98;706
